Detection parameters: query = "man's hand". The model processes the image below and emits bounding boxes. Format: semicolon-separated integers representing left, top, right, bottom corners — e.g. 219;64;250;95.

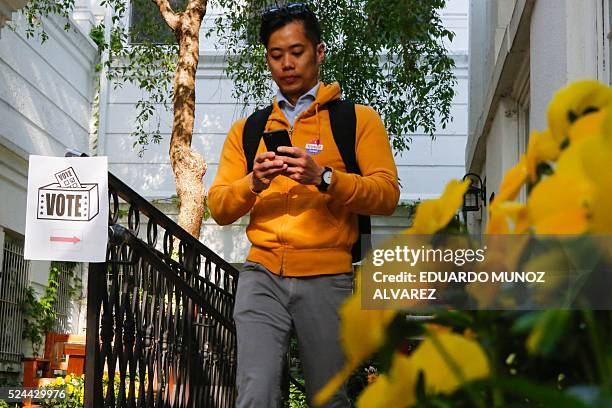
251;152;288;193
277;146;325;185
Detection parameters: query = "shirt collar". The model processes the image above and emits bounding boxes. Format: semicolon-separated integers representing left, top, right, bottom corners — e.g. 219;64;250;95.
276;82;320;109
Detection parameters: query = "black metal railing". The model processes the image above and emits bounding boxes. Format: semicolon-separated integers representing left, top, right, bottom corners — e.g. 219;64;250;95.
85;172;238;407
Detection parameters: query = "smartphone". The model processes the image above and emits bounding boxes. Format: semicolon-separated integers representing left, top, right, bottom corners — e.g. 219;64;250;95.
262;129;292;156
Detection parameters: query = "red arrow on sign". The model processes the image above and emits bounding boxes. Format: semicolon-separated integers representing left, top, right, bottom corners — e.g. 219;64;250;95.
49;236;81;244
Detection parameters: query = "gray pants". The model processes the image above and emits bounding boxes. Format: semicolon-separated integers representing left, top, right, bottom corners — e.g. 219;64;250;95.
233;261;353;408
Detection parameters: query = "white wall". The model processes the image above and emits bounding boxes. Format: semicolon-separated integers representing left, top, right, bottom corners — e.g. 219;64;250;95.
529;0;568;132
0;13;97;342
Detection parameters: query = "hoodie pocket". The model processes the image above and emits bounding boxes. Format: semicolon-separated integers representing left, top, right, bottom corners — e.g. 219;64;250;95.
247;193;286;247
283;188;342;249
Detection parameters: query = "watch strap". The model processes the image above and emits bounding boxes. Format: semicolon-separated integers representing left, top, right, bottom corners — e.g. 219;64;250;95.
317;166;332;192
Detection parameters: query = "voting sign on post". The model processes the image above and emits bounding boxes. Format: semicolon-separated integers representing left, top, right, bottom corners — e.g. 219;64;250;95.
24;155;109;262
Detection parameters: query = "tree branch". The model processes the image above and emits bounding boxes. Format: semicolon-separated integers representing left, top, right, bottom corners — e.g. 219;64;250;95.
152;0;180;31
186;0;206;18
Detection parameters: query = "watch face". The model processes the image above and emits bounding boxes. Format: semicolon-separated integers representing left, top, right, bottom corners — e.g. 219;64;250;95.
323;170;333;184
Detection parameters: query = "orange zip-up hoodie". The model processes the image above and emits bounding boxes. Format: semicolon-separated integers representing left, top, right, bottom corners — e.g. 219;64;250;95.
208;82;400;277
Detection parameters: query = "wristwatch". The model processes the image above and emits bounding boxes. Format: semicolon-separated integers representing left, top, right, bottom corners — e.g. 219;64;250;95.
317;166;333;192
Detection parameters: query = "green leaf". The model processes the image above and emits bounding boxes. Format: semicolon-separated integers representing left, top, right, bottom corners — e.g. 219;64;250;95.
497;377;591;408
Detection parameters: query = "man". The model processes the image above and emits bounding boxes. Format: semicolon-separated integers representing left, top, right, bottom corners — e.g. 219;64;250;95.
208;4;399;407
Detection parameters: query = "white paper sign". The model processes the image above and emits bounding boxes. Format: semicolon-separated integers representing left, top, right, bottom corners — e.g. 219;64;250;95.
24;155;109;262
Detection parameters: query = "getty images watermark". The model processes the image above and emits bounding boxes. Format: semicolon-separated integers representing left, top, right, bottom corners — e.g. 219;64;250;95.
360;234;612;310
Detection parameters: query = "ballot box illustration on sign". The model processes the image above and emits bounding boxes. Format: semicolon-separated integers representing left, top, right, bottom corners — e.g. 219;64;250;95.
25;155;108;262
37;167;100;222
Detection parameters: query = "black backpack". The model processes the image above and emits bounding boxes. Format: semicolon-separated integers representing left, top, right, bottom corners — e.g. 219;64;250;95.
242;100;371;263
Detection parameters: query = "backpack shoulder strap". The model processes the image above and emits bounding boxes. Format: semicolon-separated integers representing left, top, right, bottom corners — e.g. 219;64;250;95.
327;100;360;175
243;105;274;174
327;100;372;262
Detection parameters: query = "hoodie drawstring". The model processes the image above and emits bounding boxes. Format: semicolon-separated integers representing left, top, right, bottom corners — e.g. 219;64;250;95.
314;103;321;144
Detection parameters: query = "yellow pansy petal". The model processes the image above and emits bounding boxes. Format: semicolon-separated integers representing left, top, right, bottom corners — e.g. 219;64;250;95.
526;129;561;183
468;234;528;306
314;365;355;407
356;354;417;408
589;190;612;233
411;331;490;395
526;322;544;355
486;202;527;234
532;209;589;235
493;156;528;206
340;295;396;362
527;173;592;235
547;80;612;144
486;206;510;234
315;270;397;406
357;376;397;408
578;130;612;189
565;130;612;232
555;136;590;179
358;333;490;407
406;179;470;234
568;109;605;142
523;248;572;306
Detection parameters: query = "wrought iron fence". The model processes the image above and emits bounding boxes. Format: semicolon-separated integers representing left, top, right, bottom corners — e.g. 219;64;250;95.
85;172;238;407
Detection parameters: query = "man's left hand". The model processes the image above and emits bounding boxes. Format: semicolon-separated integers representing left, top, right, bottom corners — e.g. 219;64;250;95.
277;146;324;185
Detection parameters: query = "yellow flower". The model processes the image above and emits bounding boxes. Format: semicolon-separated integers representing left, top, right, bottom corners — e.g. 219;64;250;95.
314;271;396;406
406;179;470;234
412;330;490;395
64;374;72;384
567;109;606;143
356;332;490;408
357;354;417;408
467;234;529;307
527;173;591;234
525;129;560;183
547;80;612;145
486;201;528;234
66;384;74;395
574;123;612;233
492;156;528;207
522;248;572;306
54;376;63;386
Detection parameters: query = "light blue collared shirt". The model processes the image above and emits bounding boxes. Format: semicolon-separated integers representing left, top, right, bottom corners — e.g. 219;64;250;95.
276;82;320;126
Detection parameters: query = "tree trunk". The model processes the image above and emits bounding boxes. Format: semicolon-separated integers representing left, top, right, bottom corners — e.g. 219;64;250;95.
155;0;208;238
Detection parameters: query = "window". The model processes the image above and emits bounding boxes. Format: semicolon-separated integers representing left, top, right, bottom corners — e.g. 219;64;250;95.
53;263;79;334
0;231;30;364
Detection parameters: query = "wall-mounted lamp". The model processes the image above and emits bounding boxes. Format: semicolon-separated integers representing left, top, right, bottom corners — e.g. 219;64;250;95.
461;173;486;221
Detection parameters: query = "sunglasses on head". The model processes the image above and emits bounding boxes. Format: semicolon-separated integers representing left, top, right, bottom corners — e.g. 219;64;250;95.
262;2;312;22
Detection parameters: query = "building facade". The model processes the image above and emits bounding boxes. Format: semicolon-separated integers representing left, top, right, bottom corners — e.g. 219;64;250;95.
0;7;97;374
467;0;611;232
